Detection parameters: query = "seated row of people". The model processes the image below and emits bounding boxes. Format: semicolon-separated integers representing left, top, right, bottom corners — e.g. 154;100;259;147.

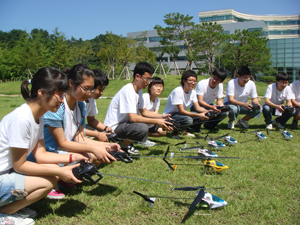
0;62;298;224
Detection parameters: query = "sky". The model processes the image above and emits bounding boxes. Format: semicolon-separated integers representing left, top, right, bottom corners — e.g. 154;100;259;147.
0;0;299;41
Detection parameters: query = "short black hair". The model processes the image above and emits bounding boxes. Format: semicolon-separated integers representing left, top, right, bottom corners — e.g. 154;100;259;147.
181;70;197;86
148;77;164;94
133;62;154;79
276;72;289;81
93;69;109;88
212;68;227;82
68;64;94;87
237;66;251;77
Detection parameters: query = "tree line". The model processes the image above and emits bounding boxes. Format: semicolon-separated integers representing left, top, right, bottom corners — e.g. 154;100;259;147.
0;12;275;81
0;28;155;81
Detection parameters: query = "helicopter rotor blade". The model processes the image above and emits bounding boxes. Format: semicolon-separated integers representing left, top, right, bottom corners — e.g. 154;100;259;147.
189;189;205;211
133;191;154;203
172;186;205;191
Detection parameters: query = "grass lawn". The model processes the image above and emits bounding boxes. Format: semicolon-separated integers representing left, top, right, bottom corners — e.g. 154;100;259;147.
0;77;299;224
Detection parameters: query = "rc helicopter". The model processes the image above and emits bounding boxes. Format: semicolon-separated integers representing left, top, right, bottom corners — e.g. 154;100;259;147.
162;146;233;175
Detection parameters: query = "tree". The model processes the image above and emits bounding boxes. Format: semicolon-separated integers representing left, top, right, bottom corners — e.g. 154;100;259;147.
192;22;225;75
221;29;272;78
154;12;197;70
49;28;69;70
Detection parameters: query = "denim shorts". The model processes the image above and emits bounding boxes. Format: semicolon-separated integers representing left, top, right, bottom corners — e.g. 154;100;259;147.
0;171;26;207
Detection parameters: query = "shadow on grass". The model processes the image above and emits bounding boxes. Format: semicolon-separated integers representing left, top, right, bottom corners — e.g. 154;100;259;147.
84;183;118;196
31;198;87;219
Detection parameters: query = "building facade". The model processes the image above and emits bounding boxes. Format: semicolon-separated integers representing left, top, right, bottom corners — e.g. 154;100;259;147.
127;9;300;79
199;9;300;80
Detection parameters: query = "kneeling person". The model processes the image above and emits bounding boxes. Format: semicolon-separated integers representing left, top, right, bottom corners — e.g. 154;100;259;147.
263;72;294;129
224;66;262;129
192;68;228;130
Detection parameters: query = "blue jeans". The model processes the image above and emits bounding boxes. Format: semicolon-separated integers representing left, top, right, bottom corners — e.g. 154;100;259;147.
262;104;295;125
225;103;262;121
171;112;203;132
190;105;228;129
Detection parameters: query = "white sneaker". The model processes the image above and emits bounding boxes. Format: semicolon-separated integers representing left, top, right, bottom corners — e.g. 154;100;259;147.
0;213;35;225
127;144;139;155
141;140;156;147
15;207;37;219
266;124;273;129
237;119;250;129
183;132;195;137
273;120;285;129
228;120;235;129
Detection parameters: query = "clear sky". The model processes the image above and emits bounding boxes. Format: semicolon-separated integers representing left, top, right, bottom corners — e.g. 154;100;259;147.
0;0;299;40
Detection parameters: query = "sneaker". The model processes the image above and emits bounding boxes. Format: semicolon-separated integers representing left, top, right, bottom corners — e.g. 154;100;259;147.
141;139;156;147
228;120;235;129
237;119;250;129
15;207;37;219
291;120;299;128
183;132;195;137
0;213;35;225
57;180;77;190
266;124;273;129
47;187;65;199
273;120;285;129
127;144;139;155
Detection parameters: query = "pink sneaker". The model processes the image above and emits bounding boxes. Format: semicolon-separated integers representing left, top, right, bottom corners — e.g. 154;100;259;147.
57;180;77;190
47;187;65;199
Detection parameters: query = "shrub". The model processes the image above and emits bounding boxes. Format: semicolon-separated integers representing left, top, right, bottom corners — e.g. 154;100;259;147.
260;76;276;83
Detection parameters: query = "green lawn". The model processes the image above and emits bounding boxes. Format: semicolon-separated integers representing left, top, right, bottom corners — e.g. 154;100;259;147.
0;78;299;224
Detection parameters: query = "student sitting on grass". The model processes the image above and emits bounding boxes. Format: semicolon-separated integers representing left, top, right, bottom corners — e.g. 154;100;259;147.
191;68;228;131
263;72;295;129
0;67;87;225
104;62;173;154
138;77;167;146
223;66;262;129
27;64;120;199
290;70;300;128
84;69;113;142
163;70;209;139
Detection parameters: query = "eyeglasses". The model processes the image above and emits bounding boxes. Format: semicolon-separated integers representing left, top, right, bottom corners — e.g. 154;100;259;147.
211;76;222;83
79;84;95;93
53;92;64;100
141;76;153;83
187;79;197;83
240;76;250;81
152;84;164;89
279;81;288;85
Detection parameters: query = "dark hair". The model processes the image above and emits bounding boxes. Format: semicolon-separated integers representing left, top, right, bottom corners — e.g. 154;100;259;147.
276;72;289;81
62;67;70;75
68;64;94;87
133;62;154;79
93;69;109;88
212;68;227;82
181;70;197;86
237;66;251;77
148;77;164;94
21;67;68;102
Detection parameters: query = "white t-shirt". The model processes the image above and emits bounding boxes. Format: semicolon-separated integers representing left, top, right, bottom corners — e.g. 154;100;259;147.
85;98;98;118
264;83;293;105
290;80;300;103
0;104;44;172
64;100;83;142
163;86;198;115
140;93;160;112
195;78;223;105
223;78;258;103
104;83;144;130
